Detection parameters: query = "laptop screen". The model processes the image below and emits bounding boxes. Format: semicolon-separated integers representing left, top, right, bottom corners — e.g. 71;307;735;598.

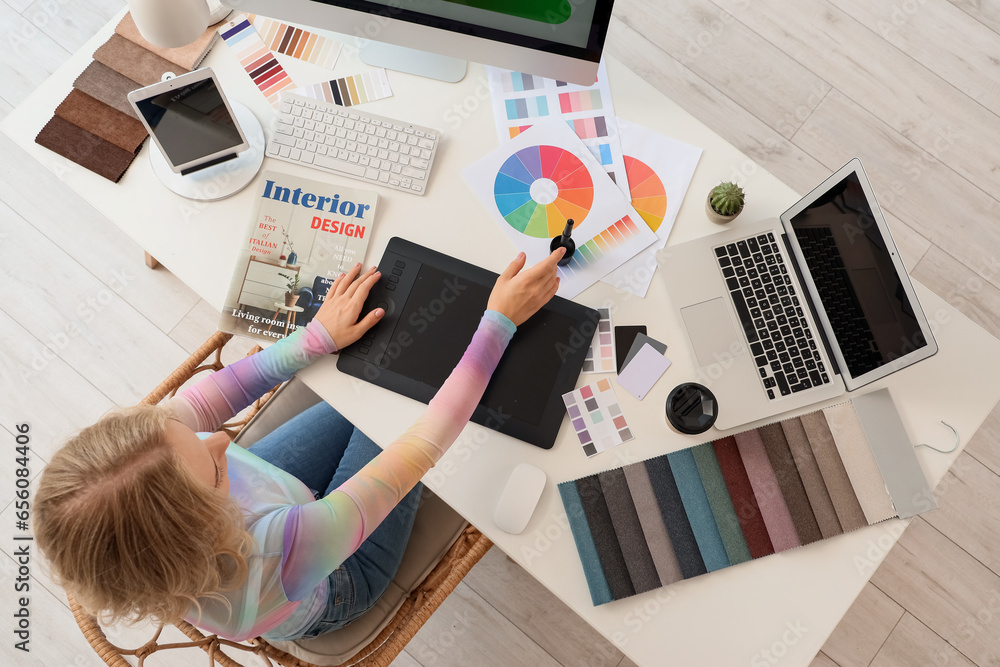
788;171;928;378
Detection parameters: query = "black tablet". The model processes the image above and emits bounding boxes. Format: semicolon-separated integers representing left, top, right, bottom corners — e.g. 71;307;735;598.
336;237;600;449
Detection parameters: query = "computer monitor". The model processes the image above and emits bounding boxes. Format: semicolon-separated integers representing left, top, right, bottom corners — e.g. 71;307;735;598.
226;0;615;84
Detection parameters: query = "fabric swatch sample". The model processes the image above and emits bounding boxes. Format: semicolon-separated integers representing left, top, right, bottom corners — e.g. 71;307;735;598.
558;482;612;605
734;430;802;552
599;469;660;594
644;456;707;578
622;462;683;585
668;448;731;571
73;61;141;119
691;443;752;565
713;436;774;558
758;423;823;546
823;403;896;524
115;12;217;71
35;115;137;182
799;411;868;532
575;475;635;600
54;89;147;154
94;33;191;87
781;417;842;539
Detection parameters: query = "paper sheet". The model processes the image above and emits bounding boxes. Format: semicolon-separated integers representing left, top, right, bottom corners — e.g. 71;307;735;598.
463;120;657;299
621;333;668;371
616;343;671;400
601;119;703;297
487;59;629;196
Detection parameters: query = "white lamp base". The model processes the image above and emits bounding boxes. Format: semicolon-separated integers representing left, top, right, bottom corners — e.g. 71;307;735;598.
148;101;265;202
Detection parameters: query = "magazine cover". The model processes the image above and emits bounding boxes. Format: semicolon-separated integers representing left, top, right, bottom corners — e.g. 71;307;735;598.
219;170;378;341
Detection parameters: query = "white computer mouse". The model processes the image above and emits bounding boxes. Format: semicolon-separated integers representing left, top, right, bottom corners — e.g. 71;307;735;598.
494;463;547;534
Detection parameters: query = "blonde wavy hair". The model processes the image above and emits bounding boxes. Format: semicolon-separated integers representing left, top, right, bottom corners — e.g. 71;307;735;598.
34;405;255;626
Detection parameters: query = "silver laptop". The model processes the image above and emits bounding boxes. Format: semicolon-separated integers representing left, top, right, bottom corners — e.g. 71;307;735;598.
660;158;938;430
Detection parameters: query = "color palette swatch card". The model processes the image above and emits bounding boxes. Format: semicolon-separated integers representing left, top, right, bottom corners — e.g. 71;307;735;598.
463;120;658;299
563;379;634;457
219;14;297;108
487;59;629;195
616;343;670;400
621;333;667;371
558;391;936;605
583;308;615;373
600;119;703;297
247;14;342;69
292;69;393;107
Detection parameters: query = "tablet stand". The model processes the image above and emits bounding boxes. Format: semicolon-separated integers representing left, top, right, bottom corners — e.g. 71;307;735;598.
148;101;265;202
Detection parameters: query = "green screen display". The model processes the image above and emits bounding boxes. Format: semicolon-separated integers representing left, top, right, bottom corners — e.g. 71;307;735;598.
441;0;572;24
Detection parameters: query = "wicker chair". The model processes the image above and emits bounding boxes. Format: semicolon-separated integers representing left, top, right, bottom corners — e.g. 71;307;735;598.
68;331;493;667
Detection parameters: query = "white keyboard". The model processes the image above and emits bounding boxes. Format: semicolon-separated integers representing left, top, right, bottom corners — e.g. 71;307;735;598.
266;92;439;195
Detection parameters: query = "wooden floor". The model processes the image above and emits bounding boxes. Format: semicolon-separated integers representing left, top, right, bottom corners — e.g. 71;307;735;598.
2;0;1000;665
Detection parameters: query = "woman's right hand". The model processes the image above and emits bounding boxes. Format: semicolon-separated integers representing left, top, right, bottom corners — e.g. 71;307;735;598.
487;248;564;326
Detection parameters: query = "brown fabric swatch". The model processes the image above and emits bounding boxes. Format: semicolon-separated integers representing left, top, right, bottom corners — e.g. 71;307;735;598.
74;61;141;119
712;436;774;558
54;89;147;154
758;423;823;546
823;403;897;524
781;417;843;538
799;411;868;532
115;12;218;71
94;34;191;87
35;115;137;182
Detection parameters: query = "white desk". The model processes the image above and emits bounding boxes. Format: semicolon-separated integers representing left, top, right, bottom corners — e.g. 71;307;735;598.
6;12;1000;665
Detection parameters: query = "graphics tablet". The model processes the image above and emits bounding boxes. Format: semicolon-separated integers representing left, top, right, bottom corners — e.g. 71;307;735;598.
336;238;600;449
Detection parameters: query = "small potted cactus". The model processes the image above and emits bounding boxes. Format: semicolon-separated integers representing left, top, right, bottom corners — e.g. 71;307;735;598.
706;181;745;224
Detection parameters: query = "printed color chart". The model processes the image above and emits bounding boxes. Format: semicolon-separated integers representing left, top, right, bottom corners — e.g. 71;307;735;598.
219;14;297;108
563;380;634;457
247;14;342;69
494;145;593;238
293;69;393;107
624;156;667;231
464;120;658;299
487;60;629;195
582;308;615;373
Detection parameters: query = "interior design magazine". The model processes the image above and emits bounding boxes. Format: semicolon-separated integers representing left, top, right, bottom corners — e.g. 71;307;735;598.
219;170;378;342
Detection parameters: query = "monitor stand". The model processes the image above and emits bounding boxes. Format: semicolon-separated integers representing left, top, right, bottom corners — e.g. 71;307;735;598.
360;41;467;83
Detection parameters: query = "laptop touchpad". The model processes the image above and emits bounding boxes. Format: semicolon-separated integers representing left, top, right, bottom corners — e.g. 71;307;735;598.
680;298;744;367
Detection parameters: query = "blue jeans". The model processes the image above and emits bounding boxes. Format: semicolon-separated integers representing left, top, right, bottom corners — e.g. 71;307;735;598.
247;402;423;637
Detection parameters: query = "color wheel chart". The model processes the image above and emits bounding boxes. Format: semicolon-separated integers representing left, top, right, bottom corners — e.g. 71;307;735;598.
494;145;593;238
487;60;629;196
623;156;667;232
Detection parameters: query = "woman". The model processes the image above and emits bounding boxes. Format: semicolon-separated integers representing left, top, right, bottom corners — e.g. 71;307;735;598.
35;247;564;642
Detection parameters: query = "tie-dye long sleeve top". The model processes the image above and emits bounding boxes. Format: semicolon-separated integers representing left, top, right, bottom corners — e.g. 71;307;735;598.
166;311;515;641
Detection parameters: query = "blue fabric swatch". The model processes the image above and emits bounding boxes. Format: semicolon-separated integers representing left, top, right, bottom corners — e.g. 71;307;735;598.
558;481;613;605
667;448;731;572
644;455;707;579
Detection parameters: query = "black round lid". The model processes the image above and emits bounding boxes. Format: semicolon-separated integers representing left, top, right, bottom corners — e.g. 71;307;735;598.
665;383;718;435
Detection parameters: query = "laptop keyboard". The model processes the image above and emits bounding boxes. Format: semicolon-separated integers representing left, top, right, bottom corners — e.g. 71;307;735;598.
714;232;831;400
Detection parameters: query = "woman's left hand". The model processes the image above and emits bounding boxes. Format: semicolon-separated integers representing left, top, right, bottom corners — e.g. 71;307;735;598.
315;263;384;348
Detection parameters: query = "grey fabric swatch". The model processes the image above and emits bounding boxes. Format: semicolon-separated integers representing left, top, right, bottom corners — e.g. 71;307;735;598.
644;455;707;578
599;468;661;594
575;475;635;600
623;462;683;585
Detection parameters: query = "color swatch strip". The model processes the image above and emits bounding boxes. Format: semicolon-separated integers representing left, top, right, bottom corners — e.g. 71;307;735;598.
563;379;633;457
247;14;342;69
500;70;569;92
558;401;898;605
505;95;550;120
558;215;641;277
582;307;615;373
560;90;603;113
219;14;297;108
294;69;393;107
